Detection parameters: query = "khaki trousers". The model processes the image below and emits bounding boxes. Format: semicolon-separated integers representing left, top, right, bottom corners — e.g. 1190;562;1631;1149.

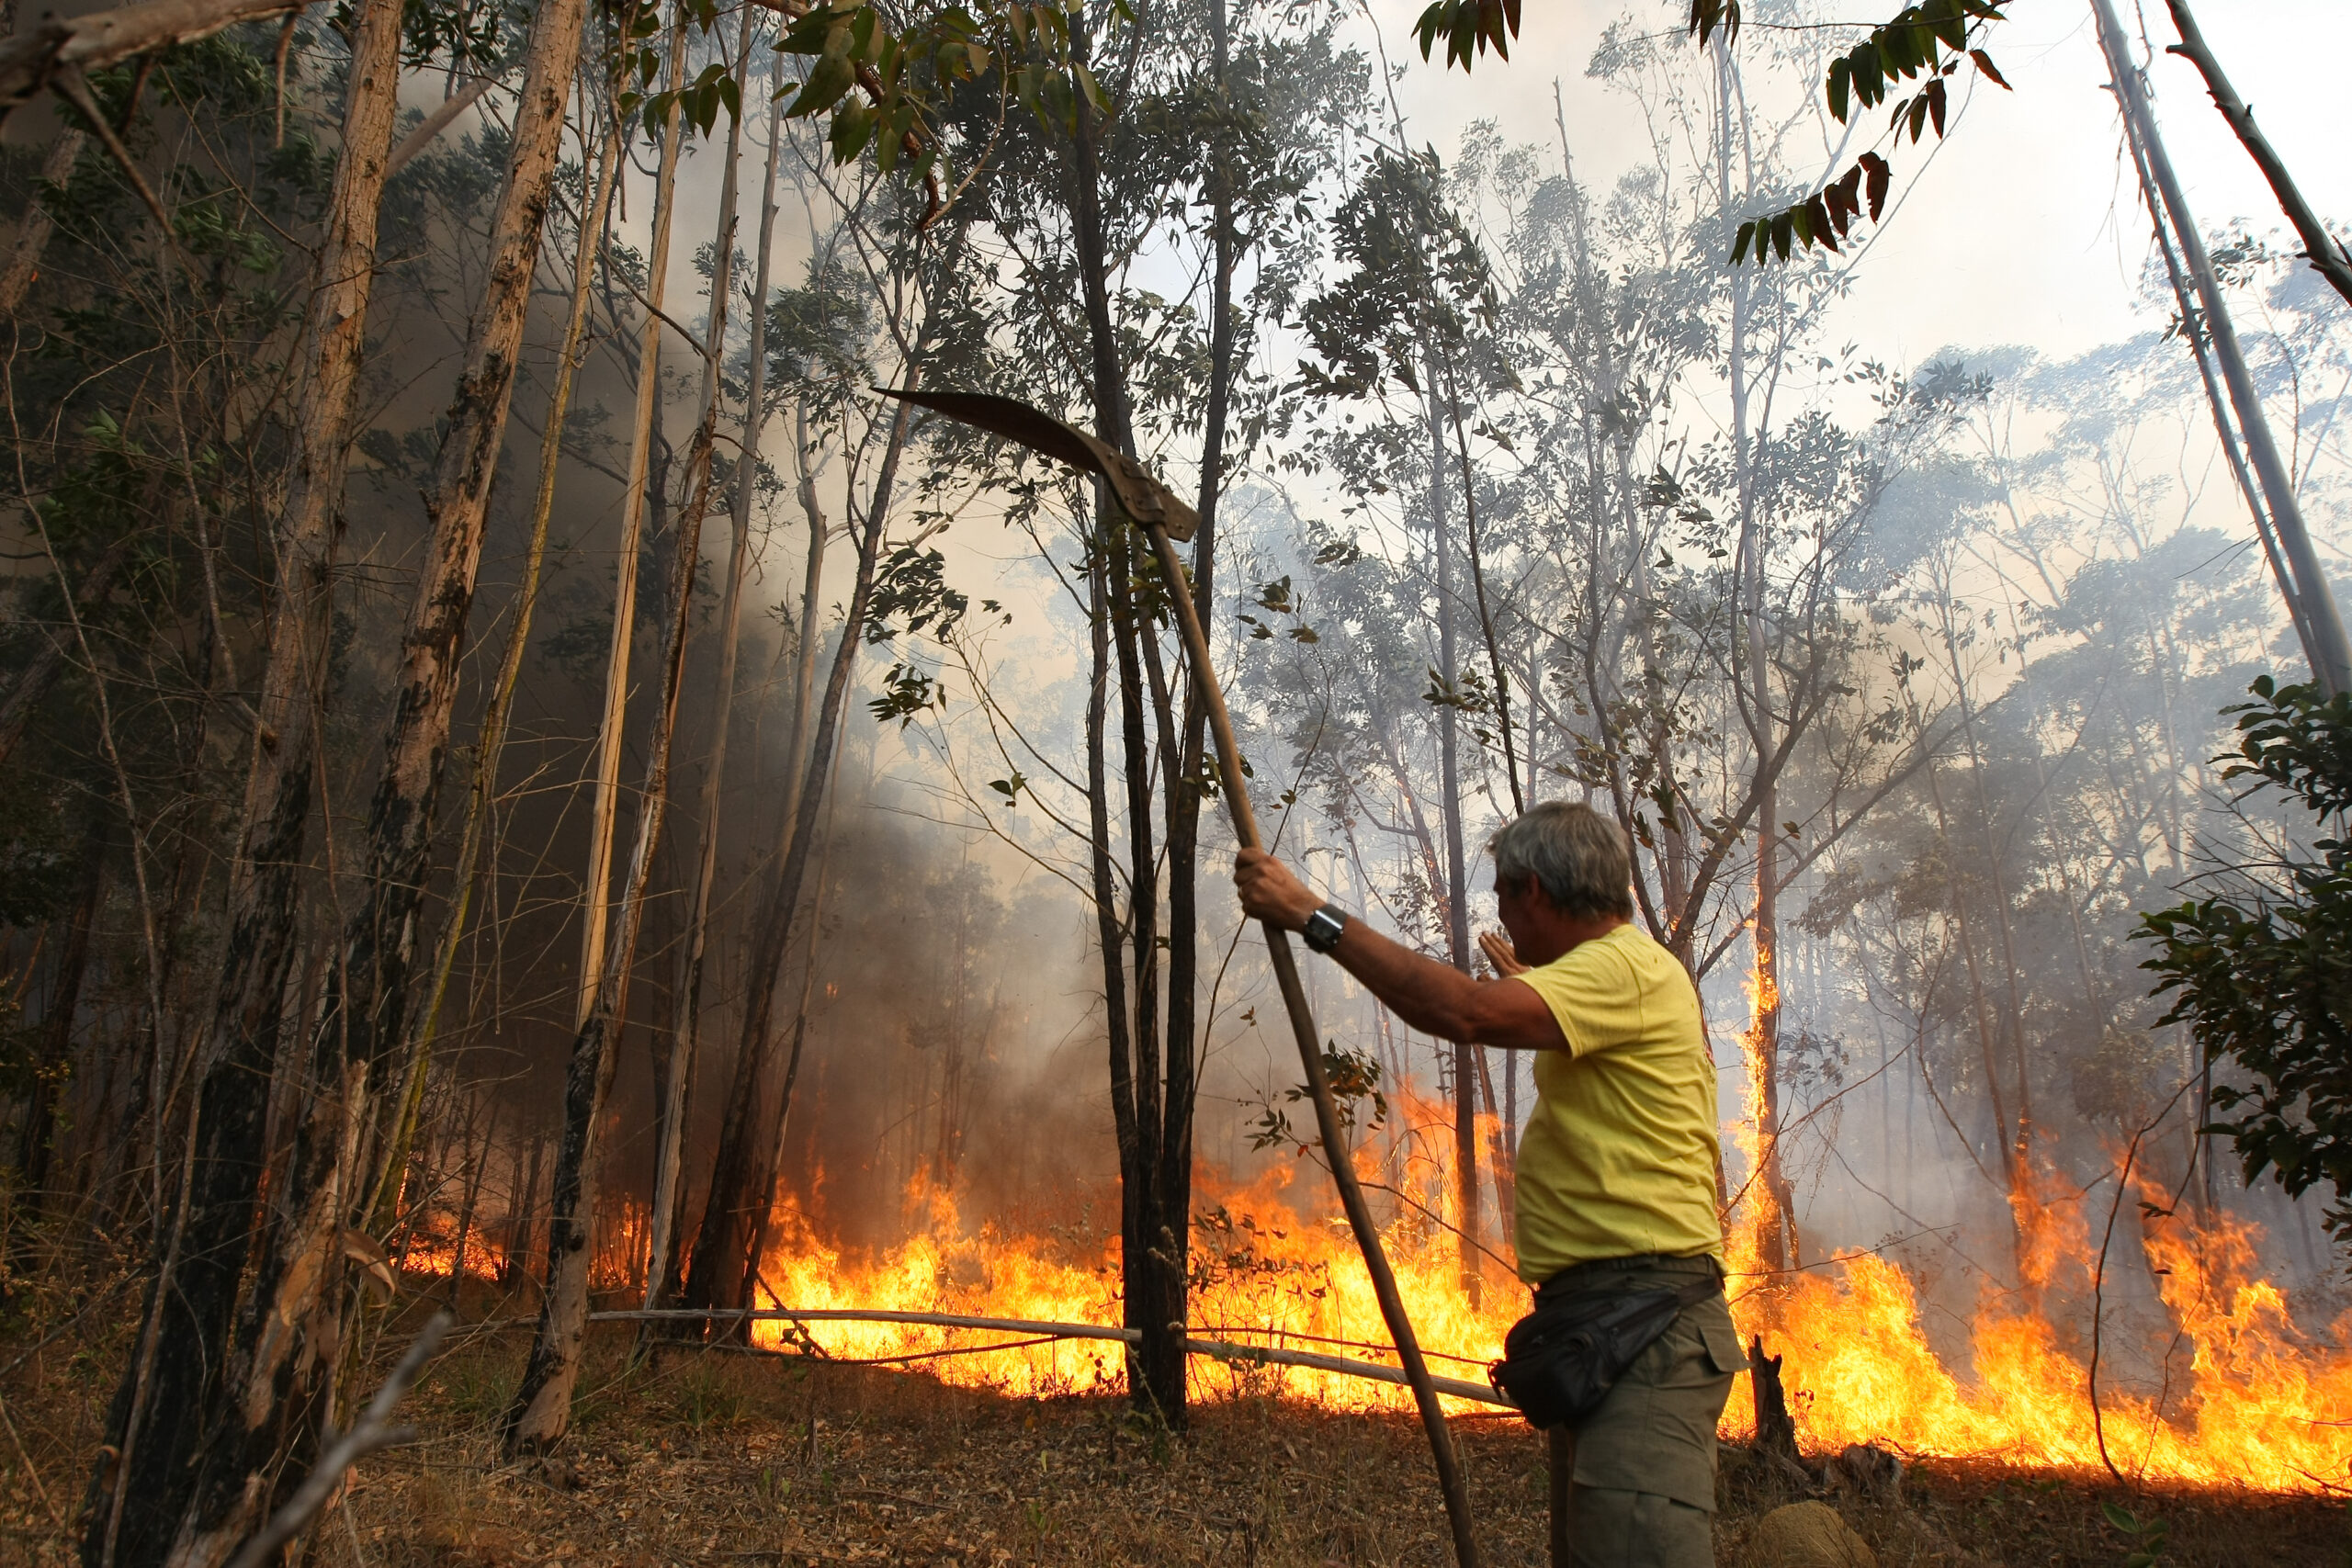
1542;1258;1744;1568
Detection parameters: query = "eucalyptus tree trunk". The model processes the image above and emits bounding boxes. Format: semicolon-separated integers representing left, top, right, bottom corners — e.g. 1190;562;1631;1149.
74;0;407;1561
507;17;748;1446
577;10;688;1028
505;385;717;1449
775;399;831;832
1424;371;1480;1307
663;388;831;1334
505;345;722;1453
372;107;625;1235
2091;0;2352;693
141;0;587;1535
1064;13;1193;1422
647;64;786;1322
1144;0;1236;1414
309;0;587;1224
1714;43;1798;1279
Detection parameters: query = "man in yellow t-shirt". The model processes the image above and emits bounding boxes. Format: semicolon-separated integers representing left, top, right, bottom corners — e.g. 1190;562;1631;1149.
1237;800;1744;1568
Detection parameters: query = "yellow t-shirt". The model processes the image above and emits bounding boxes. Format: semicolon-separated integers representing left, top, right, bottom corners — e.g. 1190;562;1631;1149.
1510;922;1723;1282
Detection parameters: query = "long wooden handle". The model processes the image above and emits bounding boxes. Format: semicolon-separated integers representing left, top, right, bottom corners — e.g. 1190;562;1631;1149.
1142;519;1484;1568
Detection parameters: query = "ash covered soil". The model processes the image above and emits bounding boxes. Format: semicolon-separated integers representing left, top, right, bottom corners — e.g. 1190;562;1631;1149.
7;1303;2345;1567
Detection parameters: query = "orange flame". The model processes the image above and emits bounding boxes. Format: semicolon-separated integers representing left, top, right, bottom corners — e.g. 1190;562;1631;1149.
744;1089;2352;1494
397;1217;508;1284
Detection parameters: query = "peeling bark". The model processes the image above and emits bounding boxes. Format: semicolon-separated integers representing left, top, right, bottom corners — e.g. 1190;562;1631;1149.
78;0;408;1560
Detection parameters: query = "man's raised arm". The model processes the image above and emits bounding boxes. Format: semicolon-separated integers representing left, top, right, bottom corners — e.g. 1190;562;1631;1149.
1234;847;1567;1053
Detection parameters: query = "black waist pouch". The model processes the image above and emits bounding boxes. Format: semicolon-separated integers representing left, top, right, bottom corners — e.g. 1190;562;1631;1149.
1488;1262;1722;1430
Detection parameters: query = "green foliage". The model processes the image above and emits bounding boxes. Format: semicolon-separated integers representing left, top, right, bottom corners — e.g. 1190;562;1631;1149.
1294;148;1503;403
2101;1500;2171;1566
1424;0;2028;266
1411;0;1521;72
1724;1;2012;266
868;661;946;728
2140;676;2352;1246
865;543;969;645
752;0;1118;192
765;257;874;393
382;0;511;73
1248;1043;1388;1154
863;542;968;728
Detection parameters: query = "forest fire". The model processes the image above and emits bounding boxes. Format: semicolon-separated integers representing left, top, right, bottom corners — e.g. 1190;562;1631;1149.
24;1;2352;1562
398;1221;508;1285
726;1106;2352;1496
1752;1213;2352;1491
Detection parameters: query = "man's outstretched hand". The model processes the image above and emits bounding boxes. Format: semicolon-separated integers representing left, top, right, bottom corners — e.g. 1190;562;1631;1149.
1478;930;1528;976
1235;847;1320;931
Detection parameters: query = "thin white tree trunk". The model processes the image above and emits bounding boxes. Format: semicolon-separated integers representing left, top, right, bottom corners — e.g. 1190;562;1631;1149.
2092;0;2352;692
647;64;786;1314
505;96;738;1436
577;13;687;1027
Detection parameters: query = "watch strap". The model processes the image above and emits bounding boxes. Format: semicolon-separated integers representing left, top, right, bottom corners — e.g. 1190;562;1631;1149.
1302;903;1348;954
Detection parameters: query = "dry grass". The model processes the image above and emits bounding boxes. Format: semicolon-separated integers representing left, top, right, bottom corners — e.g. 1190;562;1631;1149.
3;1286;2348;1567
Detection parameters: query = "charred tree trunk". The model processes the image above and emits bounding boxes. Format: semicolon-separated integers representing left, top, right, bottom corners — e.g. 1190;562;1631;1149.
77;1;411;1559
372;103;624;1236
13;812;105;1201
1066;13;1191;1423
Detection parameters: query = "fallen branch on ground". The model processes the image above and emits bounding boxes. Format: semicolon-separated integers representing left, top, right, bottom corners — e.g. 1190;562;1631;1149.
598;1305;1513;1407
451;1304;1516;1407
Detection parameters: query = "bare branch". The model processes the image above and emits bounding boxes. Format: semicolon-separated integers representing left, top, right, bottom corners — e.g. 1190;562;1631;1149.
0;0;302;118
223;1313;453;1568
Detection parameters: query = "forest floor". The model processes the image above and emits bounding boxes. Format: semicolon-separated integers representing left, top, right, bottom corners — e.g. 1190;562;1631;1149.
5;1280;2346;1568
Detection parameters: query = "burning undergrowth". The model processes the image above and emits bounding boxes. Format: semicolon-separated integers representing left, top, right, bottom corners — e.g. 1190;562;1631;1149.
387;1087;2352;1495
8;1285;2347;1568
730;1103;2352;1495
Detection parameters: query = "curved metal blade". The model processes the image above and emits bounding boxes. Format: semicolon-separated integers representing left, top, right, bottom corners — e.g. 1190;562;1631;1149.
876;385;1198;543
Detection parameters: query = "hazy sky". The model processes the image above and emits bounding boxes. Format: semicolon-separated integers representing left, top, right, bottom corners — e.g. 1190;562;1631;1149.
1373;0;2352;369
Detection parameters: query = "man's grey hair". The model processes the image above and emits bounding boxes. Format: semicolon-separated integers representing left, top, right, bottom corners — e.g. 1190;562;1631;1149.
1489;801;1634;919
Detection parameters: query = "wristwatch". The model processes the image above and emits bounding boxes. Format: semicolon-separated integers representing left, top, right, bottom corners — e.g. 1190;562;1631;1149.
1301;902;1349;955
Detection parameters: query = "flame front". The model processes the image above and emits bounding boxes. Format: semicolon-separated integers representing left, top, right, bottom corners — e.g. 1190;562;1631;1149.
739;1094;2352;1495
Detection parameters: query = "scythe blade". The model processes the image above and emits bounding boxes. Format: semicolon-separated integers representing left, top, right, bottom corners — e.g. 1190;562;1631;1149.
876;386;1198;542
